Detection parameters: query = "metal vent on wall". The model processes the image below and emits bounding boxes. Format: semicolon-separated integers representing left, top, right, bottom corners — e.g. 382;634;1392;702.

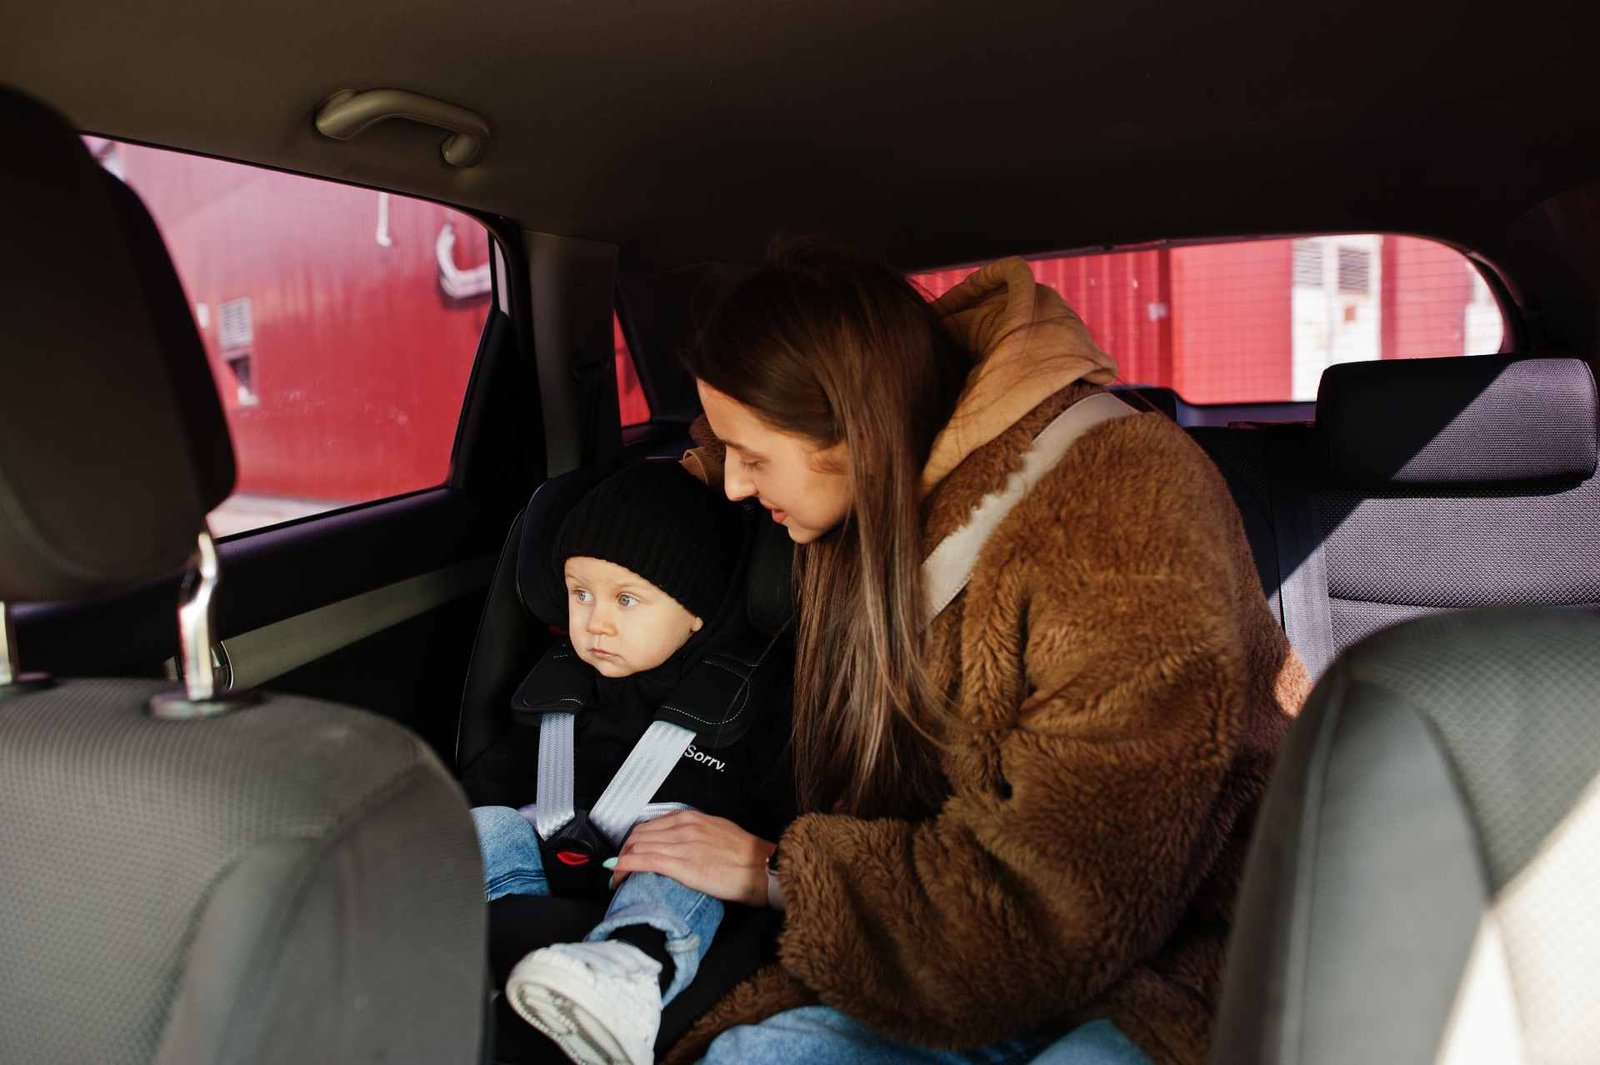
218;298;254;352
1337;248;1372;294
1292;239;1322;287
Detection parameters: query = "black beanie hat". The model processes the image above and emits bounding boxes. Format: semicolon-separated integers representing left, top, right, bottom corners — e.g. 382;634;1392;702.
553;462;740;621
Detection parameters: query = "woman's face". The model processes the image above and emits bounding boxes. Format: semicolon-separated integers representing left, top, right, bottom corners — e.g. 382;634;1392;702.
696;381;851;544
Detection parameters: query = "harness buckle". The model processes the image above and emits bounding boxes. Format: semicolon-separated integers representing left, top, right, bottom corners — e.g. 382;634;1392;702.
538;809;616;898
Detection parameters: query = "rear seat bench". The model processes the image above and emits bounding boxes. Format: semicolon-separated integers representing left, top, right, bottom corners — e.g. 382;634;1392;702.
621;356;1596;688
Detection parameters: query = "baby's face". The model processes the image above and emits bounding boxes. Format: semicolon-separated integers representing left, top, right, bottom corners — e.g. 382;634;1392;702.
563;556;703;677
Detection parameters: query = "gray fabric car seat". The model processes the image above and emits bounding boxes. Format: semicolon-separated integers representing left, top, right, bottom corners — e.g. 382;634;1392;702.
0;86;485;1064
1191;355;1600;679
1211;607;1600;1064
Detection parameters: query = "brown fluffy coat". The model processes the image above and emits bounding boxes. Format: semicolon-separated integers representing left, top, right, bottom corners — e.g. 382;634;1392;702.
670;262;1309;1064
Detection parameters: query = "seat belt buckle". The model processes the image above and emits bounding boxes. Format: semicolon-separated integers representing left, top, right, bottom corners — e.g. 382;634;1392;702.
537;810;617;899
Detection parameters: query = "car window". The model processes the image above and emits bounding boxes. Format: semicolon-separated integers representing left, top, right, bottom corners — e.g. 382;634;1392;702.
911;234;1506;403
614;311;651;426
87;137;493;536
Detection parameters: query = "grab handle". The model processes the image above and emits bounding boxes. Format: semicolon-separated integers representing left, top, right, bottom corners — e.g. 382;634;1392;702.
315;88;490;168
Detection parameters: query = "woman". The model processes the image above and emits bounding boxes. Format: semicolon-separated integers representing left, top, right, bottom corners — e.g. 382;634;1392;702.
609;244;1308;1064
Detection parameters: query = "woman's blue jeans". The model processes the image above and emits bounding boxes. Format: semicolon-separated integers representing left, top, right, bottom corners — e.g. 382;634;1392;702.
697;1006;1152;1064
472;805;723;1005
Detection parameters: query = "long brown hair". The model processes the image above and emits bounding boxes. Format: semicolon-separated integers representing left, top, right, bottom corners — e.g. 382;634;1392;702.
683;242;971;817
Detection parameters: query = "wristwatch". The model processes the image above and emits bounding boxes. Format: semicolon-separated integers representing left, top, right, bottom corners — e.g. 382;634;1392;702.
765;842;786;911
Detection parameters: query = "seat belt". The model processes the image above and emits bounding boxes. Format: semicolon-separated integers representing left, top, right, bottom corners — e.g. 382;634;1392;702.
1266;427;1336;679
1273;489;1334;679
921;392;1137;629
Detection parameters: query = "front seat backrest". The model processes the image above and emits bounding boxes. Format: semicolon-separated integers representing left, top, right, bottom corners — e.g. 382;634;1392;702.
0;87;484;1065
1212;607;1600;1063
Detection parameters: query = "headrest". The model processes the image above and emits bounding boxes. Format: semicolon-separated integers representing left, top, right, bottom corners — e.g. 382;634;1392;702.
1316;355;1598;486
0;87;235;602
515;462;792;637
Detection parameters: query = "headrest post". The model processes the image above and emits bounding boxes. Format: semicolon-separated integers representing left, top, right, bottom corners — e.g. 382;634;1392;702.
150;528;255;719
177;529;221;702
0;601;17;687
0;601;53;697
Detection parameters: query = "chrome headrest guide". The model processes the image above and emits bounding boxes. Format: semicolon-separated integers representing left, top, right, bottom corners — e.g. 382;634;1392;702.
150;529;258;719
0;601;53;699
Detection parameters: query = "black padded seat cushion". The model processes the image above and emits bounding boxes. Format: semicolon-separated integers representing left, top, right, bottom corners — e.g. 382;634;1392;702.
0;87;234;601
1317;354;1598;486
742;514;795;636
516;465;613;624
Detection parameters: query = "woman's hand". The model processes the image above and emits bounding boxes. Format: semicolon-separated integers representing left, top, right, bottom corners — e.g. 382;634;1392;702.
608;810;775;907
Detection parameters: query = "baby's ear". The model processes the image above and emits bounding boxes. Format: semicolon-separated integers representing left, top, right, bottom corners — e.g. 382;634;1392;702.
690;615;704;633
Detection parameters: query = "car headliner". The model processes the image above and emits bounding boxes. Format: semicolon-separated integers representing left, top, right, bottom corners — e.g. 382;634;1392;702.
3;0;1596;271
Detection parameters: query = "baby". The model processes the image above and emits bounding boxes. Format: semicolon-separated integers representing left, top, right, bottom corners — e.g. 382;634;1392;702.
467;461;791;1065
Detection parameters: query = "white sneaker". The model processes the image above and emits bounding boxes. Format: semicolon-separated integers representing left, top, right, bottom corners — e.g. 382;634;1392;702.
505;940;663;1065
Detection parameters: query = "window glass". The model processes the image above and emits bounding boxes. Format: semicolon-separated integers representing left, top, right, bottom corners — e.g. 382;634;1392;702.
614;312;652;426
911;234;1505;404
86;137;492;536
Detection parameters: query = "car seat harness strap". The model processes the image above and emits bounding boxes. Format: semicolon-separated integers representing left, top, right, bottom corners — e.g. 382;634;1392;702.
527;711;697;893
583;718;697;846
533;710;578;840
512;626;780;893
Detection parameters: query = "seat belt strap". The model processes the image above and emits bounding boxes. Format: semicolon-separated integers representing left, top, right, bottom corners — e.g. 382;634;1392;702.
587;720;696;847
533;712;577;840
1270;474;1336;680
921;392;1137;630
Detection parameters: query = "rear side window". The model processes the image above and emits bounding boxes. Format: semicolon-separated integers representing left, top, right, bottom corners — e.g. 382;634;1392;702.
87;138;492;536
614;312;651;426
911;234;1505;404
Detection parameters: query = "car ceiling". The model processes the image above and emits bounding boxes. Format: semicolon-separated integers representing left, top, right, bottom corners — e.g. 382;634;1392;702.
2;0;1596;271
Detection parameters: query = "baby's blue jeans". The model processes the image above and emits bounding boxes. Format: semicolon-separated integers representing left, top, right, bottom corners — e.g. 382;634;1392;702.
472;804;722;1004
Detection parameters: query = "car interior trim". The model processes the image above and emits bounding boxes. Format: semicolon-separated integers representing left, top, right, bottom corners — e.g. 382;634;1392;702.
314;88;491;168
212;554;496;692
527;230;623;476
